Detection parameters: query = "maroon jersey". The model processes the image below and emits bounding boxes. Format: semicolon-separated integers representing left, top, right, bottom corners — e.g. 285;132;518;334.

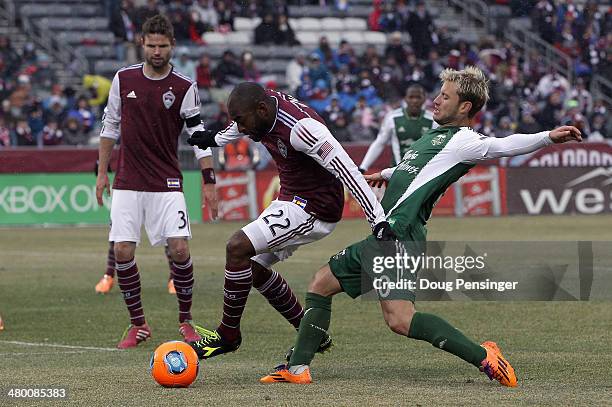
102;64;199;192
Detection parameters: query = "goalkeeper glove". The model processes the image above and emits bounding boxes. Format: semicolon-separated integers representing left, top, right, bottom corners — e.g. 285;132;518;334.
373;221;397;241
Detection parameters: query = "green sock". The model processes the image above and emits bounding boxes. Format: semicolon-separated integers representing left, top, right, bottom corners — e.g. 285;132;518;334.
408;312;486;368
288;292;332;367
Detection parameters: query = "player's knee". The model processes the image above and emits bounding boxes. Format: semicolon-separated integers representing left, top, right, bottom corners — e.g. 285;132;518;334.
308;266;337;297
384;307;414;336
226;232;253;260
114;242;135;262
168;240;189;262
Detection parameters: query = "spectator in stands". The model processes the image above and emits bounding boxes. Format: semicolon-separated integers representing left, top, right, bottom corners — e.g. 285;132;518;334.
254;12;279;45
62;116;89;146
314;36;339;73
531;0;555;44
384;31;409;66
41;120;63;146
14;118;35;146
306;53;331;90
83;74;111;110
368;0;383;31
568;78;593;114
31;54;56;90
196;53;215;89
535;69;570;98
8;75;32;119
173;47;197;80
277;14;300;46
378;2;403;33
241;51;260;82
335;64;358;95
360;44;380;68
26;99;44;140
0;116;9;147
214;50;243;87
215;1;235;33
516;112;542;134
169;7;191;42
324;96;350;142
188;10;208;44
109;0;137;64
423;50;444;91
135;0;159;32
44;96;67;125
286;51;306;95
537;89;565;130
0;35;19;78
353;95;375;133
405;1;434;59
67;96;94;134
588;113;609;141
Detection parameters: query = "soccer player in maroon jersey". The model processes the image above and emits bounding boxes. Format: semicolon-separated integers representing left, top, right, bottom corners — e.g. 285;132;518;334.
95;14;218;349
187;82;396;359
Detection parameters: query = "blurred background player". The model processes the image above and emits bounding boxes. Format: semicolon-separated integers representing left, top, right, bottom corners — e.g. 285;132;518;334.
96;14;218;349
359;84;437;172
93;159;176;295
260;66;582;386
187;82;392;359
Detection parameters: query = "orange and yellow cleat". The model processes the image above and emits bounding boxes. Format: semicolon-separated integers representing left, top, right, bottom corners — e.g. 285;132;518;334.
0;313;4;330
260;364;312;384
168;279;176;295
95;275;114;294
480;341;518;387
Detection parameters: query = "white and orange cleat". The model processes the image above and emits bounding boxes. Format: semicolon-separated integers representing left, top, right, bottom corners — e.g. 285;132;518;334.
95;275;114;294
260;364;312;384
0;313;4;331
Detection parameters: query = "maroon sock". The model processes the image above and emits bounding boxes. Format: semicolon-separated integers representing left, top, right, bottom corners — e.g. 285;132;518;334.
254;270;304;329
164;246;173;280
115;258;145;326
218;265;252;341
106;241;116;277
171;257;194;323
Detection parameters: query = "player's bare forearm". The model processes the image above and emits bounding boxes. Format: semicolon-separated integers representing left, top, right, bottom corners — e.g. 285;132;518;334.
97;137;115;176
198;156;218;219
96;137;115;206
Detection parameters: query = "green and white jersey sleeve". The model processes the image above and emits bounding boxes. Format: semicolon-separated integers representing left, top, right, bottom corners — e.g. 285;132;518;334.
360;107;403;171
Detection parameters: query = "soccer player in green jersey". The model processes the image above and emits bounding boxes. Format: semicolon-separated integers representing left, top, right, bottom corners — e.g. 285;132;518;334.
260;66;582;387
360;84;437;172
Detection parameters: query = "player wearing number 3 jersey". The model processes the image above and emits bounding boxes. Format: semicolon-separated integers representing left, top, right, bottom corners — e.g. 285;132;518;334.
186;82;393;359
95;15;218;349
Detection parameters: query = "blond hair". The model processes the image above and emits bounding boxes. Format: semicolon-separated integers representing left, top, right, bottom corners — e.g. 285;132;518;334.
439;66;489;117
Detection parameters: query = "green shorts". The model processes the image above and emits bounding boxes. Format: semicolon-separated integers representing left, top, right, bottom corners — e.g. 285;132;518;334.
329;226;426;302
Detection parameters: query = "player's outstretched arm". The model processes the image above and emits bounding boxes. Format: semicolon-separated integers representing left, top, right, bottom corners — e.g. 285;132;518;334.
458;125;582;163
360;113;395;172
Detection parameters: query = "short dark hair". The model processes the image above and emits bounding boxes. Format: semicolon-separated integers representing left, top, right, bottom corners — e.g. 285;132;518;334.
142;14;174;40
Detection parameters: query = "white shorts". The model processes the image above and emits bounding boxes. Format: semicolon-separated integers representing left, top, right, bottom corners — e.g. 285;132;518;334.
109;189;192;247
242;200;337;269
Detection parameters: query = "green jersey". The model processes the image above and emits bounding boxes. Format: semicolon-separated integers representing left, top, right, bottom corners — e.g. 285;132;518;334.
360;108;437;171
380;126;492;239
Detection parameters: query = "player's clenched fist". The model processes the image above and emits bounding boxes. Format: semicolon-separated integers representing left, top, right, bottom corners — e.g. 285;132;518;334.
187;129;218;149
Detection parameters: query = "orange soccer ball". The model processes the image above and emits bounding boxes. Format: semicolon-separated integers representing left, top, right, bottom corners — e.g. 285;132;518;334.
150;341;200;388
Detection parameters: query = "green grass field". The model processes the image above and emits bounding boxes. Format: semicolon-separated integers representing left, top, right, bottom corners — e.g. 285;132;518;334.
1;215;611;406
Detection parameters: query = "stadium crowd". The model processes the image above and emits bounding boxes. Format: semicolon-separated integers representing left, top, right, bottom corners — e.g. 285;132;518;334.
0;0;609;148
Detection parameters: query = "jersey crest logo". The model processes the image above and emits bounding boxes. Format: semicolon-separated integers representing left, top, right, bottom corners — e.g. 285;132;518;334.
432;134;446;146
162;90;175;109
277;139;288;158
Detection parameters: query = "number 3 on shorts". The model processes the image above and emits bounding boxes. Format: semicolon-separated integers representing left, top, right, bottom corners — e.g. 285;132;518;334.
178;210;189;230
262;209;291;237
